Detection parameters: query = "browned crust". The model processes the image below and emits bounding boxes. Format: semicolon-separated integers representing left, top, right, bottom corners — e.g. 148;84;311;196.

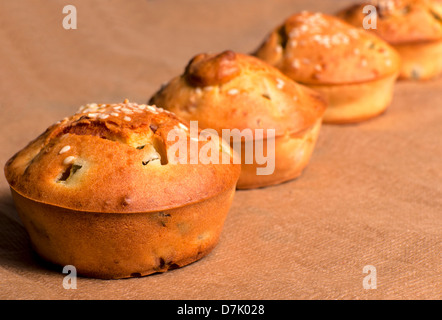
337;0;442;45
149;50;327;137
4;101;241;213
253;11;401;85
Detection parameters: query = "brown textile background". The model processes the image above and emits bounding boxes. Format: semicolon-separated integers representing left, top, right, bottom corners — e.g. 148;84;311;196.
0;0;440;300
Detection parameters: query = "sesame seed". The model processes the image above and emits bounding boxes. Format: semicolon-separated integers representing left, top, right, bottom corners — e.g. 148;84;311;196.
138;105;146;110
124;116;131;121
203;86;213;91
98;114;109;119
59;146;71;155
227;88;239;95
113;106;121;110
88;113;98;118
348;29;360;39
354;48;360;55
292;59;300;69
312;35;322;42
111;112;119;117
315;64;322;72
63;156;75;165
121;107;134;114
276;78;285;90
195;87;202;95
361;59;368;67
147;106;157;112
178;123;189;131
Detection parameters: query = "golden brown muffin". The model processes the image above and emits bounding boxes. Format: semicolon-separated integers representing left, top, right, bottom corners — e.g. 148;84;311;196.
253;11;401;124
4;100;241;279
337;0;442;80
149;50;326;189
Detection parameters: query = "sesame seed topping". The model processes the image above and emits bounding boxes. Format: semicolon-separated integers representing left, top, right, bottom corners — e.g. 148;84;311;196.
59;146;71;155
111;112;119;117
88;113;98;118
195;87;202;95
227;88;239;95
63;156;75;165
203;86;213;92
113;106;121;110
147;105;157;112
315;64;323;72
123;116;131;121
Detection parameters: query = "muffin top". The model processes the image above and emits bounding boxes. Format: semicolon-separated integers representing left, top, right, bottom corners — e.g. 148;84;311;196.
4;100;240;213
149;50;326;138
337;0;442;45
253;11;401;85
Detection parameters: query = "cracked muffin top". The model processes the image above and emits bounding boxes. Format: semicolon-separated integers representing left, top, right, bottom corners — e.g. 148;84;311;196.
4;100;240;213
149;50;326;138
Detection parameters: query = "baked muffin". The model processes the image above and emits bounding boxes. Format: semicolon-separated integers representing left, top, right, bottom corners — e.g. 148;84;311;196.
337;0;442;80
253;11;401;124
4;100;241;279
149;50;326;189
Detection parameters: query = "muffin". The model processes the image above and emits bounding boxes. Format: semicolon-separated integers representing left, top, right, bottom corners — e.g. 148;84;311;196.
149;50;326;189
253;11;401;124
337;0;442;80
4;100;241;279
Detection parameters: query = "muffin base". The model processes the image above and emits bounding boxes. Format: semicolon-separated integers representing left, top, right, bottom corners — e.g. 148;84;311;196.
394;39;442;80
235;119;322;189
308;74;398;124
11;187;236;279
